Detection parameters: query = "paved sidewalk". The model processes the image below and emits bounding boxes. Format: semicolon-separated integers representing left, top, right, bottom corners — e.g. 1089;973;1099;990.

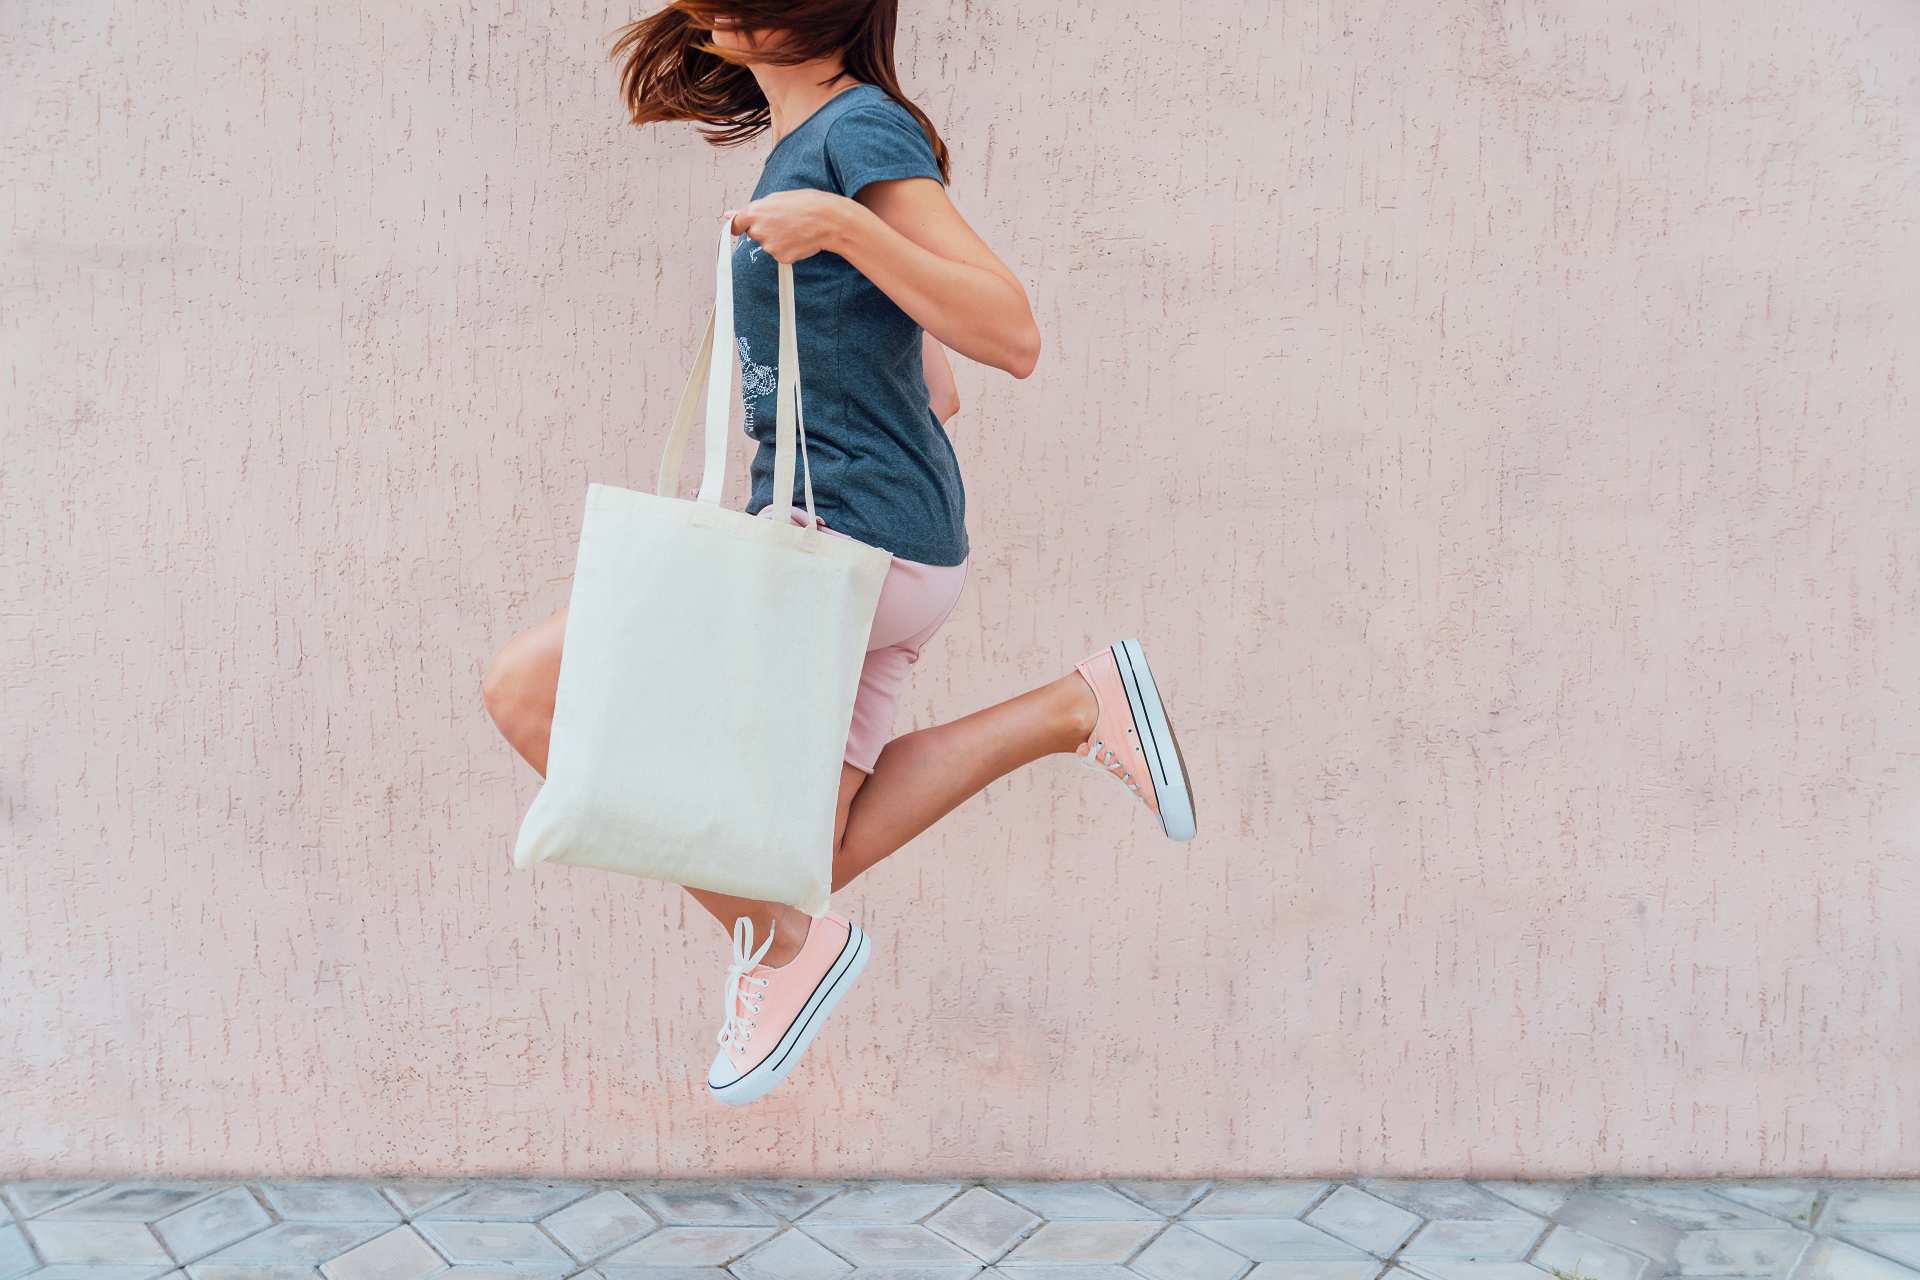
4;1180;1918;1280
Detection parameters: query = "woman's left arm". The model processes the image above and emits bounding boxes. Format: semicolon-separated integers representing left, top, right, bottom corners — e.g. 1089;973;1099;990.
729;184;1041;379
833;181;1039;379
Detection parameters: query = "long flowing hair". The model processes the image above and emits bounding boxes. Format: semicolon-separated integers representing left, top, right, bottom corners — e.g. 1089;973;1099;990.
611;1;951;183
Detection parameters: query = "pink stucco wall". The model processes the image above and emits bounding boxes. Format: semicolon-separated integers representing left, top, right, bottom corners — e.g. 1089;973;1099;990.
5;0;1919;1177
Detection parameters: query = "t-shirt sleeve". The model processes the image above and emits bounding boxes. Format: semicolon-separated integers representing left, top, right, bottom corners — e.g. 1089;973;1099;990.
825;103;944;199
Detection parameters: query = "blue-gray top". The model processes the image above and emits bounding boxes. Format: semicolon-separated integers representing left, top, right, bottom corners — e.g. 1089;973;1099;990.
731;82;969;567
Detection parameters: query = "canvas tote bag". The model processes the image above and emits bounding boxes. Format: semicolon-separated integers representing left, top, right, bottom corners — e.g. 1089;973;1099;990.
511;212;893;915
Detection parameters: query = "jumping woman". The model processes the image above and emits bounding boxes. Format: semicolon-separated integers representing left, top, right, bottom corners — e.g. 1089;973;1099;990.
482;0;1196;1106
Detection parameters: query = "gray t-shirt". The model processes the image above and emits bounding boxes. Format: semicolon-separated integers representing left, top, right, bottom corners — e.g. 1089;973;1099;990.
731;82;969;566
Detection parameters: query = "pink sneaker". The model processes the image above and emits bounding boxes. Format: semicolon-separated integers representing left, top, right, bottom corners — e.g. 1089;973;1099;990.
706;913;871;1106
1072;638;1197;841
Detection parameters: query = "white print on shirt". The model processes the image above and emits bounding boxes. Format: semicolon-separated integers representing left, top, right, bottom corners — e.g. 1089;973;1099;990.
735;335;777;436
730;234;776;435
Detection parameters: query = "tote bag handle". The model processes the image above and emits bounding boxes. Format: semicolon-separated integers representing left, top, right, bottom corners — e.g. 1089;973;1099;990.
655;213;819;526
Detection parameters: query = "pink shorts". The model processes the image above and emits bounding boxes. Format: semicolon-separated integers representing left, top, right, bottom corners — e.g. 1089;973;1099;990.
756;506;969;772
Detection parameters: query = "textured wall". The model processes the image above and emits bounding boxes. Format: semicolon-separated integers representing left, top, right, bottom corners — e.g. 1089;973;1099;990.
4;0;1919;1177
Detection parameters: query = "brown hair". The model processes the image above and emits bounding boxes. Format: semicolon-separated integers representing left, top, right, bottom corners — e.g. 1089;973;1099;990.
611;0;950;183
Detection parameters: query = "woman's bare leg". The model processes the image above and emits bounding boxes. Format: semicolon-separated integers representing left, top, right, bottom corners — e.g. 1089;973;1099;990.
829;672;1095;891
698;666;1099;950
482;613;1097;957
481;607;569;776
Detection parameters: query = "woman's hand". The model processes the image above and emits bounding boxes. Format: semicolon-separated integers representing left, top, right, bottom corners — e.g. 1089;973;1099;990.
726;192;855;264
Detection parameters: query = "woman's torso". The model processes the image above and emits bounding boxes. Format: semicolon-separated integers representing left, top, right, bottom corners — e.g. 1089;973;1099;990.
729;81;969;568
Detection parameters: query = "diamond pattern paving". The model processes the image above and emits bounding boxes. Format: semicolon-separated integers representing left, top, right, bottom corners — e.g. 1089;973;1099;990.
925;1187;1039;1261
1;1180;1916;1280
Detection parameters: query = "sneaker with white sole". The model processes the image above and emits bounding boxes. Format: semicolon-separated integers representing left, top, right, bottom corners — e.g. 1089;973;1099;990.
1072;638;1197;841
706;912;871;1106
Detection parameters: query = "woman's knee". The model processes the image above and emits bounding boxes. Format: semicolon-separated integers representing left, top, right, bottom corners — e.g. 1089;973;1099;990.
480;639;530;729
830;827;880;894
481;611;563;732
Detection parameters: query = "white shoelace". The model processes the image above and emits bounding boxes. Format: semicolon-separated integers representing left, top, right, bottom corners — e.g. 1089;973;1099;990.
1077;737;1142;795
716;916;773;1050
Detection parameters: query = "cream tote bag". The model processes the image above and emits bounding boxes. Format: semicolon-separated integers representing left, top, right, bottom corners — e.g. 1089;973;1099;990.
511;212;893;915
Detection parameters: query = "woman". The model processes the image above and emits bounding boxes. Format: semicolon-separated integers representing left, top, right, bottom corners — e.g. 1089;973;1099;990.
482;0;1196;1106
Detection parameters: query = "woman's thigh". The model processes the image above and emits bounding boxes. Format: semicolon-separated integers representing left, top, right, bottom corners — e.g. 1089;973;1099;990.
482;606;568;773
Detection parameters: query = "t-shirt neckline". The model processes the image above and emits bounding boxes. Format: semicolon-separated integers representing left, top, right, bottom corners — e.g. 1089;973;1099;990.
765;81;878;162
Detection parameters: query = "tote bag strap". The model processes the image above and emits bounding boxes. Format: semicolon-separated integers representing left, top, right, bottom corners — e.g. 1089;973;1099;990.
656;213;819;528
767;249;818;526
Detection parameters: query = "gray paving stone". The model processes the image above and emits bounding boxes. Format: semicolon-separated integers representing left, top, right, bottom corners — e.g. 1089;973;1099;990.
1187;1184;1333;1220
1822;1191;1920;1234
318;1226;445;1280
800;1184;962;1225
600;1226;775;1267
153;1189;274;1263
27;1180;1920;1280
258;1188;401;1226
1794;1238;1920;1278
377;1187;468;1221
1;1225;41;1280
730;1228;852;1280
1400;1218;1547;1260
979;1268;1135;1279
1478;1182;1581;1220
47;1188;225;1223
625;1187;776;1229
1127;1223;1250;1280
987;1218;1160;1266
1363;1182;1543;1223
27;1223;174;1267
1671;1228;1810;1276
199;1224;391;1267
596;1268;731;1280
3;1183;106;1219
1532;1224;1650;1280
1309;1186;1424;1256
419;1187;592;1225
1186;1218;1369;1262
1552;1193;1687;1262
1712;1186;1823;1228
799;1225;975;1267
986;1185;1153;1223
843;1269;980;1280
1111;1181;1212;1217
738;1185;846;1223
408;1223;568;1268
536;1190;656;1261
924;1188;1040;1262
1604;1191;1783;1232
1837;1234;1920;1271
1398;1266;1551;1280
